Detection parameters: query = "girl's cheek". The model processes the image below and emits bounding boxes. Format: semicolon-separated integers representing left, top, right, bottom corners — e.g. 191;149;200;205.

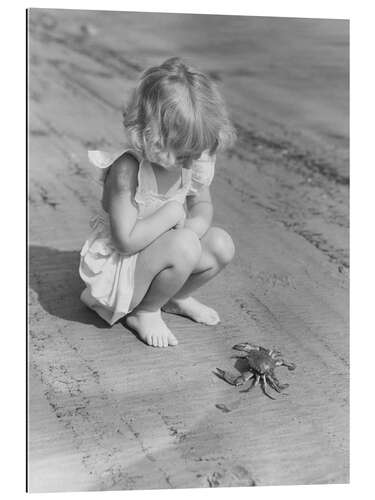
158;151;176;168
145;145;177;168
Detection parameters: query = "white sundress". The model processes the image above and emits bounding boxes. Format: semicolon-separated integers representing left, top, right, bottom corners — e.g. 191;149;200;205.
79;147;216;325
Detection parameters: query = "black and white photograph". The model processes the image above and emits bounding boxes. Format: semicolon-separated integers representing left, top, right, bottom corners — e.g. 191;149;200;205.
27;6;349;493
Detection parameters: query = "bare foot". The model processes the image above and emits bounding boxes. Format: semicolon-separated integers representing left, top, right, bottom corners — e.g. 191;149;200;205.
162;296;220;325
125;309;178;347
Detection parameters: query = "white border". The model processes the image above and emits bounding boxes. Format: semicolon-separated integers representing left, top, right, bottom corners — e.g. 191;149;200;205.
19;0;351;18
3;0;373;499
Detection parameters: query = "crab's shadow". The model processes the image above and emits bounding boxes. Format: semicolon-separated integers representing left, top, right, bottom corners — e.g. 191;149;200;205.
232;355;249;373
213;355;249;383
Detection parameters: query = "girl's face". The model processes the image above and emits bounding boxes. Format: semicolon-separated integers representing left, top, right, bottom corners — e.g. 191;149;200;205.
146;144;200;170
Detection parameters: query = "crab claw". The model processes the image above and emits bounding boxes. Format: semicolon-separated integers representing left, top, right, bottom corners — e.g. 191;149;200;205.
232;342;260;353
215;368;241;386
284;361;296;371
275;359;296;371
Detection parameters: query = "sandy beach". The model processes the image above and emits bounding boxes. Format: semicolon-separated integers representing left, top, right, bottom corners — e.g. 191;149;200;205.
28;9;349;491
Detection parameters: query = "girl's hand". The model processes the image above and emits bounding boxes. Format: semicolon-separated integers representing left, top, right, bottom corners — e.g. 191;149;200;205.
173;209;186;229
163;200;186;228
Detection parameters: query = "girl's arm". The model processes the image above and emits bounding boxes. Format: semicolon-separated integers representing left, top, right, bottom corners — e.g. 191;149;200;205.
107;155;185;255
184;186;213;238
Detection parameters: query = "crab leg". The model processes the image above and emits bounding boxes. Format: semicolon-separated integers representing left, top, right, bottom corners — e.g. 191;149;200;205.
266;375;282;393
275;359;296;371
267;373;289;392
233;371;254;386
239;374;259;393
260;375;275;400
269;350;282;359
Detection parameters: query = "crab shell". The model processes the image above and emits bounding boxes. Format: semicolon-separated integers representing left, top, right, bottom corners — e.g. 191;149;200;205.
243;350;276;374
233;343;278;374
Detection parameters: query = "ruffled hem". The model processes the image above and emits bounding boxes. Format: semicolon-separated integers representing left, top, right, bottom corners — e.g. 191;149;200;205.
80;288;128;325
79;222;138;318
187;151;216;196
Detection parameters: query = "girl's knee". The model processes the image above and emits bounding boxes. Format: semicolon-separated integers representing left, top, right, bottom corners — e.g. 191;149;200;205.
168;228;202;269
205;227;235;266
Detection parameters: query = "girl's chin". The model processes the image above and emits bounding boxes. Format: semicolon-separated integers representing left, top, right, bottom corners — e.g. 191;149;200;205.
151;160;180;170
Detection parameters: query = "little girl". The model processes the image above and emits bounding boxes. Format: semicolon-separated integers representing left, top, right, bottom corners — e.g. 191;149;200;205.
79;57;236;347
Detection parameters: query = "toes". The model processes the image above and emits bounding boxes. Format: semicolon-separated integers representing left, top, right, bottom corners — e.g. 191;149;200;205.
210;314;220;325
168;333;178;346
207;319;218;326
201;309;220;325
195;306;220;325
150;335;167;347
210;310;220;325
144;333;173;347
131;312;177;347
205;316;218;325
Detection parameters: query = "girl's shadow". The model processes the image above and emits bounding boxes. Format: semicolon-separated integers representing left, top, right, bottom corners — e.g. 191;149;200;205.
28;245;107;328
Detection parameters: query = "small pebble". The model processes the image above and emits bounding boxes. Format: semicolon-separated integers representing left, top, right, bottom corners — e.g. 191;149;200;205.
215;403;231;413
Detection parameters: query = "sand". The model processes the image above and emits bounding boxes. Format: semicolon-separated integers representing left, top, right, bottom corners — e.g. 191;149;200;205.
28;9;349;492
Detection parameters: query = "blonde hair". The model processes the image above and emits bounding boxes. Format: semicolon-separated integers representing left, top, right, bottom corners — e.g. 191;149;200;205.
122;57;236;160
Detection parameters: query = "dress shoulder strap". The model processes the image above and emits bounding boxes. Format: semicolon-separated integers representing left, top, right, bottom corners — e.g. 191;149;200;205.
88;148;142;185
187;150;216;196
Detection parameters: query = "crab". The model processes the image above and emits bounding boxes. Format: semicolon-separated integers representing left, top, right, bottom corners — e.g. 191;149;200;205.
216;342;296;399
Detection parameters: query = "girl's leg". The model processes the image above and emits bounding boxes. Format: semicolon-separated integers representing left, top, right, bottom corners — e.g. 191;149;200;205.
162;227;235;325
125;228;201;347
